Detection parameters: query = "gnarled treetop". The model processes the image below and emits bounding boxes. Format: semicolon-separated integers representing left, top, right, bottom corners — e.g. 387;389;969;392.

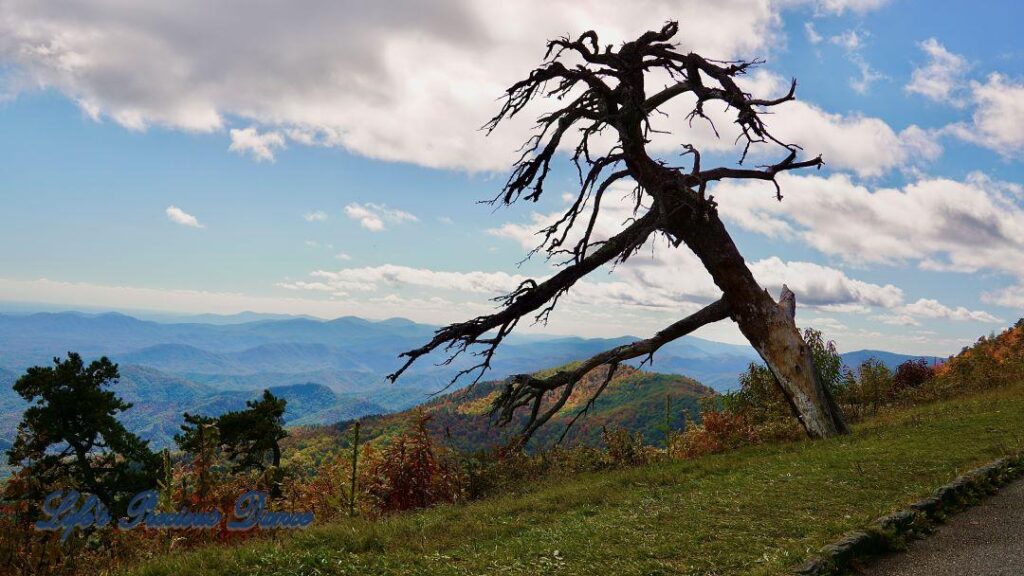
389;21;832;442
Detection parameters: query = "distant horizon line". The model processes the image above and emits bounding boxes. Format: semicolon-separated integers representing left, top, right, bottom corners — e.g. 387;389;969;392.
0;300;959;359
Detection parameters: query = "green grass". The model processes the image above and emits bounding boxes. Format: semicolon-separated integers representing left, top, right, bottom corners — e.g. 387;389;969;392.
126;384;1024;576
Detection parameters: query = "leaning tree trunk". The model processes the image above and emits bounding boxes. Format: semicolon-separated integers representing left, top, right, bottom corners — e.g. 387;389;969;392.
613;85;850;438
663;195;849;438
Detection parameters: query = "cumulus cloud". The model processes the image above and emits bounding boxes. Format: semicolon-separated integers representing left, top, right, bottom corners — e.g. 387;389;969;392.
944;73;1024;157
280;253;908;319
228;127;285;161
165;205;203;228
874;314;920;326
303;210;328;222
487;183;919;316
707;72;937;177
715;172;1024;276
898;298;1001;323
983;285;1024;309
770;102;936;177
343;202;418;231
0;0;893;171
749;257;904;309
630;86;935;178
905;38;969;106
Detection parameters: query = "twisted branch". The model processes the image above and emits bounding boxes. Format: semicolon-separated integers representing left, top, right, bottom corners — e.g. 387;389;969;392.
491;298;730;441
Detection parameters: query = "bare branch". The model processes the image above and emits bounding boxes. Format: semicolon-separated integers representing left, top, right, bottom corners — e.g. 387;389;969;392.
387;211;660;385
491;297;730;441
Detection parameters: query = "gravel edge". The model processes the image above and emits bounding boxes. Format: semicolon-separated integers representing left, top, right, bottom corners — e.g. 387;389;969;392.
793;452;1024;576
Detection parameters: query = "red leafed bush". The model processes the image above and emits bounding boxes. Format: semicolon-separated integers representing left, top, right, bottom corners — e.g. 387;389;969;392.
361;413;463;514
892;359;934;395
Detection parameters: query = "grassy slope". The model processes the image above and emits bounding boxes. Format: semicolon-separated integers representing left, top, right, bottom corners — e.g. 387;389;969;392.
127;383;1024;576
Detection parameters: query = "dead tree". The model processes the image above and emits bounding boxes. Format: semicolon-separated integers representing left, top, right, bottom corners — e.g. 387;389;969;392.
388;22;849;440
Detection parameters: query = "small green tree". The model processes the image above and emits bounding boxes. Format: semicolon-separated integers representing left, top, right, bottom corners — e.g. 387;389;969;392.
721;328;851;426
5;353;159;510
803;328;854;399
174;412;220;501
217;390;288;497
856;358;894;410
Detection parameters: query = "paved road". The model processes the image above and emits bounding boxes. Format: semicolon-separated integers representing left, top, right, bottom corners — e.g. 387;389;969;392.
859;479;1024;575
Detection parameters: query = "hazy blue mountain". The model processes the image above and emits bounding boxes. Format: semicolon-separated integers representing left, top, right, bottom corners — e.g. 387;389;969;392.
147;311;320;325
0;311;765;392
0;309;946;450
840;350;944;373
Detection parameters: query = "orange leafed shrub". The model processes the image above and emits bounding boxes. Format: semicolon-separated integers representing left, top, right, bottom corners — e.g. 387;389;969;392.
360;413;464;514
670;409;759;460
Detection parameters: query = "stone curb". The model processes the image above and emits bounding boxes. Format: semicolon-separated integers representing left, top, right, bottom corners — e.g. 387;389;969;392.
794;452;1024;576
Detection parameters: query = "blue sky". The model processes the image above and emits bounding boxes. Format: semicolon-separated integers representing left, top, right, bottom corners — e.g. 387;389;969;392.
1;0;1023;355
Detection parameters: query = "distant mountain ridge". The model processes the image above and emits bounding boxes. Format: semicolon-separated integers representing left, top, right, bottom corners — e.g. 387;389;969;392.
0;310;764;391
840;349;944;372
0;309;941;452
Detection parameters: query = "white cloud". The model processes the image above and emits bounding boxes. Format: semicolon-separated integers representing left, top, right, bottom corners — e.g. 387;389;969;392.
898;125;944;162
770;102;937;177
944;73;1024;157
830;29;864;51
304;210;328;222
898;298;1001;323
165;205;203;228
905;38;969;106
875;302;1002;327
849;55;884;95
804;22;823;44
628;69;938;179
343;202;418;232
716;172;1024;277
824;29;885;95
749;257;904;309
874;314;920;326
488;184;911;314
335;252;352;261
228;127;285;161
0;0;892;172
982;285;1024;309
805;316;847;332
807;0;889;14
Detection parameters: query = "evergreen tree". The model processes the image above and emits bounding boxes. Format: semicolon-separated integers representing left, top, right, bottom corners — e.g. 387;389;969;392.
5;353;159;510
174;412;220;501
217;390;287;496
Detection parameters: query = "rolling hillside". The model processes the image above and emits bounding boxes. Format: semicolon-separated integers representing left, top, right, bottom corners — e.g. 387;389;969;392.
0;365;389;450
335;364;717;452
